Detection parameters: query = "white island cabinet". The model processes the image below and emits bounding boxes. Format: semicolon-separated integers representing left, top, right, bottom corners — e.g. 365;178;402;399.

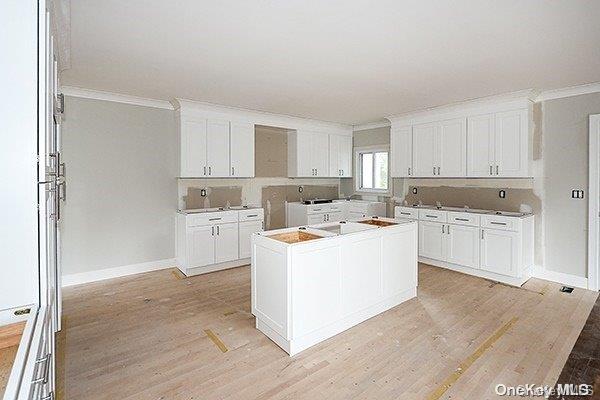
251;217;418;356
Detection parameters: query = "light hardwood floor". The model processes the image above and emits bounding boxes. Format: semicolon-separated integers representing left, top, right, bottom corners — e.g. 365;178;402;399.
57;264;598;400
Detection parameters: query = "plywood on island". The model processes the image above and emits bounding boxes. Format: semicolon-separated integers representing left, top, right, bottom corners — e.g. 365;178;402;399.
357;219;398;227
267;231;323;244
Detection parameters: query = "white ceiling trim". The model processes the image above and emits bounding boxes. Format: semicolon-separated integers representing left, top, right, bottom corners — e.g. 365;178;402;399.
536;81;600;102
60;85;174;110
353;120;391;131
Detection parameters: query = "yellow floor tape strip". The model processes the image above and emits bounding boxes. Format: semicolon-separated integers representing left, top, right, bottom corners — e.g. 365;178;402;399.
204;329;229;353
426;316;519;400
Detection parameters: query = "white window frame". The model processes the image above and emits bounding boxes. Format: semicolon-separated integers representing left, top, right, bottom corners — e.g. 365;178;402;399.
354;145;390;195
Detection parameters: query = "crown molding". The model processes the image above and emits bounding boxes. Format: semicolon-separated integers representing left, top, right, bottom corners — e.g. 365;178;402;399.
353;120;391;131
173;98;353;135
60;86;174;110
536;81;600;102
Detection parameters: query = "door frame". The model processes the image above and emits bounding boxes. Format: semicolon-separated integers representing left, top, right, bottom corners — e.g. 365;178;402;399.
588;114;600;291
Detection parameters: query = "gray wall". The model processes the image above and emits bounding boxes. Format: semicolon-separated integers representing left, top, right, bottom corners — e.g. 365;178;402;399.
61;97;177;275
542;92;600;278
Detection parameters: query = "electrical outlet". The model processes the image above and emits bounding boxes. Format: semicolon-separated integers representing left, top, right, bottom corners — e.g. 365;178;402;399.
298;186;303;193
571;190;585;199
200;189;207;197
412;187;418;194
499;190;506;199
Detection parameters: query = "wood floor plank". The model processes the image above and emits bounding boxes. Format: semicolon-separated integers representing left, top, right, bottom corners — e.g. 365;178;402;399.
57;264;598;400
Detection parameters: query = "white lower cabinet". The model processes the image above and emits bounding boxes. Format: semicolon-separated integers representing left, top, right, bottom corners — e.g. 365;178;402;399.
177;208;264;276
239;220;264;259
396;206;533;286
418;221;444;260
444;224;480;268
480;228;518;276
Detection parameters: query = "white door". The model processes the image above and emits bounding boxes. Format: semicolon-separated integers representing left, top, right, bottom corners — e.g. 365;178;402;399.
230;121;254;177
339;135;353;177
391;126;413;177
239;220;263;259
327;211;343;222
206;119;230;177
437;118;466;177
308;214;326;225
480;228;519;276
444;224;479;268
295;131;313;177
412;122;437;177
495;109;528;177
180;119;207;177
311;133;329;177
419;221;444;260
188;226;215;267
328;134;340;177
215;222;239;263
467;113;495;177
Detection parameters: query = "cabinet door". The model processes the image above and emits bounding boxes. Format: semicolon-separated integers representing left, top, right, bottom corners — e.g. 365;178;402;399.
444;224;479;268
391;126;413;177
215;222;239;263
418;221;444;260
311;133;329;177
495;109;528;177
480;228;519;276
412;122;437;177
239;220;263;259
188;225;215;267
348;211;366;220
467;114;495;177
230;121;255;177
206;119;230;177
328;134;341;177
295;131;313;177
307;214;326;225
180;118;207;177
328;211;343;222
438;118;466;177
339;135;353;177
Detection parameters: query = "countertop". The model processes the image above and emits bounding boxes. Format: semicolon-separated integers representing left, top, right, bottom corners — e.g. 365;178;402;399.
178;205;263;215
395;204;532;218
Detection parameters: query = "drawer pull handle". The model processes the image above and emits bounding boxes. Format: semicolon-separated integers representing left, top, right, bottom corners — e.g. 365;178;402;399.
455;218;469;221
313;208;322;211
246;214;258;217
400;212;411;215
209;217;222;221
425;215;438;218
490;222;507;226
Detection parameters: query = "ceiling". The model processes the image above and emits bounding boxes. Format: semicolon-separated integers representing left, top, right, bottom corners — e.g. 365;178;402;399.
60;0;600;125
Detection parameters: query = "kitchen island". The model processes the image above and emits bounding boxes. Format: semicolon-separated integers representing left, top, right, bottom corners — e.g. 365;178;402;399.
251;217;417;356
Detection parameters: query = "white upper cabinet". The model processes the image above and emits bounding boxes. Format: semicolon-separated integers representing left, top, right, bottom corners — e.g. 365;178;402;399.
289;130;348;178
230;121;255;177
206;119;231;177
467;109;529;177
390;126;412;177
179;118;208;177
467;113;495;177
389;95;533;178
329;134;353;177
437;118;466;177
412;123;438;177
177;107;256;178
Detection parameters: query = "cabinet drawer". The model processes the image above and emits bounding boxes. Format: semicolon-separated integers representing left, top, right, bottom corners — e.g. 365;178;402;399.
187;211;238;227
447;211;480;227
395;206;418;220
481;215;518;231
238;209;264;222
418;209;447;222
307;205;329;214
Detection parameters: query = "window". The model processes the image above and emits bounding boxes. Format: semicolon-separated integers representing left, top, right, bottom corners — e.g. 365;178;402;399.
356;147;389;192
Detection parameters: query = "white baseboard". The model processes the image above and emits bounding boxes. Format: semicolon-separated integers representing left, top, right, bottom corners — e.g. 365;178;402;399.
531;266;589;290
62;258;176;287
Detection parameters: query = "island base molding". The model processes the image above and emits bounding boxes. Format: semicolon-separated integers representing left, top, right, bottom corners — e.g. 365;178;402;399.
256;287;417;356
179;258;250;277
419;257;531;287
